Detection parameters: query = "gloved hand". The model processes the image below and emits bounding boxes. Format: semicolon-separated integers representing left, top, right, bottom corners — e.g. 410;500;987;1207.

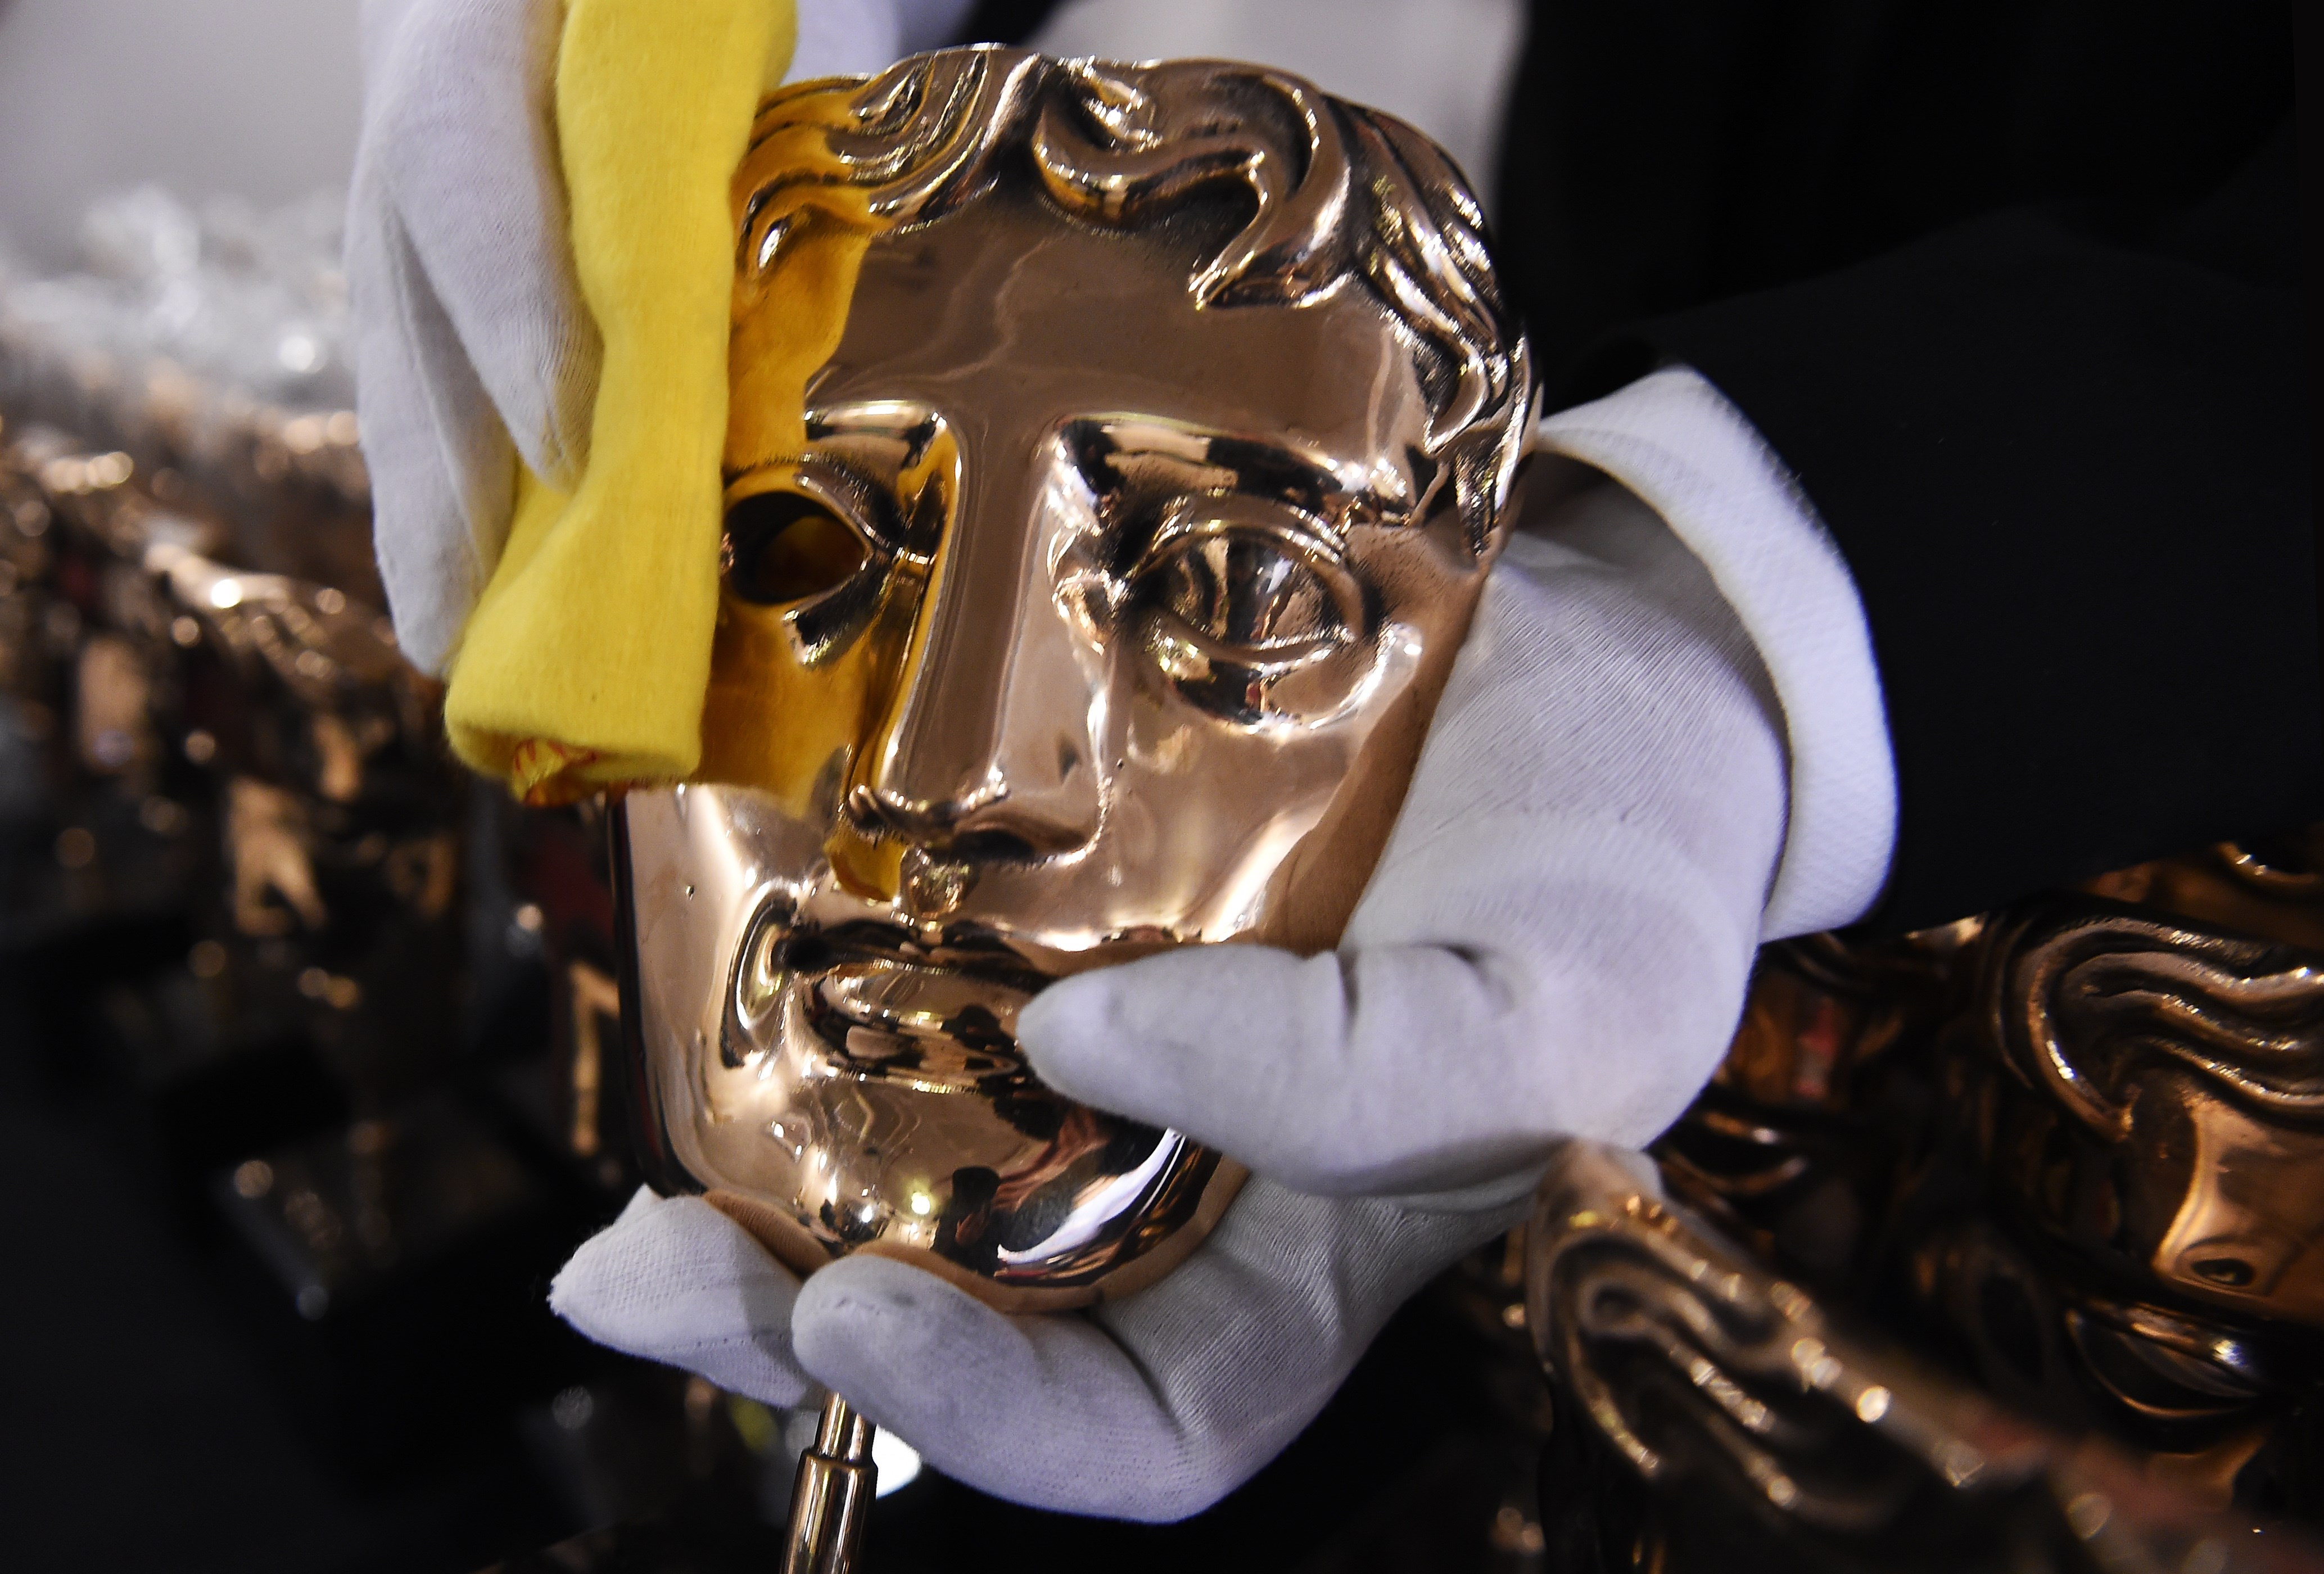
349;0;594;675
551;474;1779;1519
554;1172;1529;1521
347;0;975;675
1018;471;1791;1197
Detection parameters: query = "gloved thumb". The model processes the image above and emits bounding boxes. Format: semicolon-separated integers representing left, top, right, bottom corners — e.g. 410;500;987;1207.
1019;840;1755;1201
1016;942;1537;1196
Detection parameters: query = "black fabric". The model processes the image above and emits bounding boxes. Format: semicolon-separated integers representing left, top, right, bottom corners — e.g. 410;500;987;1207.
1496;0;2320;931
1498;0;2296;371
1623;138;2315;931
950;0;1070;48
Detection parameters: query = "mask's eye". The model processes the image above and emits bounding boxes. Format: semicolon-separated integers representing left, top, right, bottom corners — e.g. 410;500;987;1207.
724;491;869;606
1149;530;1349;663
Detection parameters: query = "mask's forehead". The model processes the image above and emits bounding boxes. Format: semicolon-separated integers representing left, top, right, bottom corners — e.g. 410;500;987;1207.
746;180;1439;499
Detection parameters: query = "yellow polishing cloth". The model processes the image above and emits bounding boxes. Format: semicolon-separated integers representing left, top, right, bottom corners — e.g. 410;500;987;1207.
443;0;798;804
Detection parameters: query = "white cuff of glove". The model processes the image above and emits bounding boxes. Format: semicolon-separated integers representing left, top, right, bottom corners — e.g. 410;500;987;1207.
1535;367;1898;937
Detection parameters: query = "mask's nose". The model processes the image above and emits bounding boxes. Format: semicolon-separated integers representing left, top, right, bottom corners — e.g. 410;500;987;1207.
849;472;1102;856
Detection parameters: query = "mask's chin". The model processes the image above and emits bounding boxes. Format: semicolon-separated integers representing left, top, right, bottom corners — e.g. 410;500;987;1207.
681;874;1247;1304
724;940;1230;1296
626;785;1247;1307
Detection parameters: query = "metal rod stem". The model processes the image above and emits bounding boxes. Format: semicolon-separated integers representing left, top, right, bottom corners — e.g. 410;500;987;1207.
780;1394;877;1574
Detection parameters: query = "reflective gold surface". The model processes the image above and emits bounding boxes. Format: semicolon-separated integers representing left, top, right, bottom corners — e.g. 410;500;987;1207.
620;49;1532;1306
780;1395;874;1574
1552;834;2324;1564
1972;891;2324;1329
1653;925;1974;1281
1526;1142;2324;1572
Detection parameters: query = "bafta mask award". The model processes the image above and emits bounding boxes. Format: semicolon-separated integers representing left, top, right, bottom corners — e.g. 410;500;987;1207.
614;47;1532;1318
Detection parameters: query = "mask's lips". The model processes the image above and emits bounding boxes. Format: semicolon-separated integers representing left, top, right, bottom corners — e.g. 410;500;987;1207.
804;917;1055;995
785;925;1046;1094
733;913;1175;1092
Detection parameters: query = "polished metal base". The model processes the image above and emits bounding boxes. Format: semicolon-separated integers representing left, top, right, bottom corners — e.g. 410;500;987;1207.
780;1395;876;1574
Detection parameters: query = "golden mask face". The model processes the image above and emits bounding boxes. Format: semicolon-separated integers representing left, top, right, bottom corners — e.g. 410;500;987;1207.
618;48;1532;1308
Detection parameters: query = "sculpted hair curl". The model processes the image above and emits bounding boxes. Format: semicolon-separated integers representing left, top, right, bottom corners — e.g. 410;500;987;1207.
1984;897;2324;1136
740;47;1532;553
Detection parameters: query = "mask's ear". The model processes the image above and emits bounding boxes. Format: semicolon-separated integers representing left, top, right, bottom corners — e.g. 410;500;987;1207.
1436;355;1539;562
1476;445;1538;564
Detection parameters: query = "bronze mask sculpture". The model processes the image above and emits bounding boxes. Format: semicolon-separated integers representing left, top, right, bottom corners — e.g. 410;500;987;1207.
1518;837;2324;1572
614;47;1533;1310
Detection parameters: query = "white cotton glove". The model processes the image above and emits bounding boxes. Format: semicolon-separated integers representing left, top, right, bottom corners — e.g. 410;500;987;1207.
551;1187;816;1405
1018;473;1792;1197
349;0;594;675
346;0;976;674
552;1174;1529;1520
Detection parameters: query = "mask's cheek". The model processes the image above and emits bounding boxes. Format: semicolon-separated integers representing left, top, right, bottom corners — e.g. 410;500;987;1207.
1087;613;1404;943
695;574;919;821
726;201;881;474
1251;634;1400;725
1244;599;1491;950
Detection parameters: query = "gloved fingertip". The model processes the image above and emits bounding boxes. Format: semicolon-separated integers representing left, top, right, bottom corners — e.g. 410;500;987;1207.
550;1191;816;1409
546;1187;684;1318
1019;947;1314;1123
1015;969;1188;1124
529;373;600;494
792;1256;1030;1413
1021;948;1275;1061
548;1192;784;1338
542;1188;667;1327
1015;967;1129;1064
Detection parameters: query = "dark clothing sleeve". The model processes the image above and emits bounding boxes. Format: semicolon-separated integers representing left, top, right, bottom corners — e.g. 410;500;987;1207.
1499;3;2317;933
1583;132;2317;933
950;0;1069;47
